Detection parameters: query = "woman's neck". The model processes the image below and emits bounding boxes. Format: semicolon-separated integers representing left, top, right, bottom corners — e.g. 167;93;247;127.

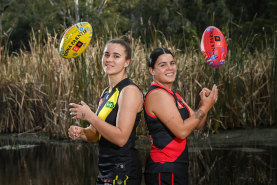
108;73;127;89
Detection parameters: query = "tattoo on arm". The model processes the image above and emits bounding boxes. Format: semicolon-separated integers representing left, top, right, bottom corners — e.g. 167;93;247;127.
195;109;205;120
82;113;86;120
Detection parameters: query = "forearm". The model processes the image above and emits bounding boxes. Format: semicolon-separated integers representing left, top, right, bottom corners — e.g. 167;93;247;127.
87;114;128;147
78;126;99;142
83;127;99;142
179;109;207;138
195;114;207;130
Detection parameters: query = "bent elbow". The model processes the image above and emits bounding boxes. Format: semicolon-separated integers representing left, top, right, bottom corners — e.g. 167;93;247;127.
175;133;184;140
86;133;99;143
117;138;128;148
177;135;187;140
87;137;99;143
175;132;189;140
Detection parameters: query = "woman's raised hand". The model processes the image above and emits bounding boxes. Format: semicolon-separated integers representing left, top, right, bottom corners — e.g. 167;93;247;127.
199;84;218;112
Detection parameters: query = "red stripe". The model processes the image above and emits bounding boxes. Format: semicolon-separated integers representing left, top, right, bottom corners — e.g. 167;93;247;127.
159;173;161;185
150;137;187;163
151;83;174;94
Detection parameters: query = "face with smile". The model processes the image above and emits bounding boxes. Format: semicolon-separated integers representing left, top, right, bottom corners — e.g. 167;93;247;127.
102;43;130;76
150;53;177;86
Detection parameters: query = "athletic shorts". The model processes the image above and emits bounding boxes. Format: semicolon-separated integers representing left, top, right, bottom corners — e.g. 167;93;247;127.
96;174;141;185
144;172;188;185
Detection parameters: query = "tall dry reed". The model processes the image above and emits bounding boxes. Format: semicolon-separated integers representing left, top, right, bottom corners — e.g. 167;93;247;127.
0;29;276;138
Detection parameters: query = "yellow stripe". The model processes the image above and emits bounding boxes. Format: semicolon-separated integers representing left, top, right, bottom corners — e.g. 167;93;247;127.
113;175;119;185
97;88;119;140
98;88;119;121
124;175;129;185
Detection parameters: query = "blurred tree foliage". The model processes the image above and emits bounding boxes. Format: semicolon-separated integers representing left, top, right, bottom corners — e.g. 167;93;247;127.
0;0;276;51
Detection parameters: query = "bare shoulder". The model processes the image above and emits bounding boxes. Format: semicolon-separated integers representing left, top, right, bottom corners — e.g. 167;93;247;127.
146;88;174;102
119;84;143;112
121;84;141;96
119;84;143;104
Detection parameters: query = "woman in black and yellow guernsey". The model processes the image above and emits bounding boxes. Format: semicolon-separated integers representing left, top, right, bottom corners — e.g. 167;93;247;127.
144;48;218;185
68;36;143;185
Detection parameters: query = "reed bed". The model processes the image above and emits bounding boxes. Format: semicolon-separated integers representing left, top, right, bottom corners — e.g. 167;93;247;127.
0;30;276;138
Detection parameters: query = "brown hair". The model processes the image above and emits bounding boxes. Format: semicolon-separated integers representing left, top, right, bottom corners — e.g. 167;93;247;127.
106;35;132;60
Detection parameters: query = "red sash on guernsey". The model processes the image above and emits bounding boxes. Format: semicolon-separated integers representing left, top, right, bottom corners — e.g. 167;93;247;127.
150;136;187;164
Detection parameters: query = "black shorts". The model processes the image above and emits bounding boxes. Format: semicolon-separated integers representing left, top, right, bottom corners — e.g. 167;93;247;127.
144;172;188;185
96;174;142;185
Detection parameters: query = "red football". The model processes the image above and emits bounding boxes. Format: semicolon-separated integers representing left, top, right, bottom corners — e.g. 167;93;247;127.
200;26;227;68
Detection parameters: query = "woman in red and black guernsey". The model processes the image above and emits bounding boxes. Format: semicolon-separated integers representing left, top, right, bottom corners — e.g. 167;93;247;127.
144;48;218;185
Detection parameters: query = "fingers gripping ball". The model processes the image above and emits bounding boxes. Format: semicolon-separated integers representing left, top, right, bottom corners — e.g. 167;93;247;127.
200;26;227;68
59;22;93;59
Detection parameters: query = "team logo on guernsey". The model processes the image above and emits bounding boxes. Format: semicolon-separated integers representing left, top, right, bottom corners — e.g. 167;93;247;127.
105;101;115;108
177;101;184;109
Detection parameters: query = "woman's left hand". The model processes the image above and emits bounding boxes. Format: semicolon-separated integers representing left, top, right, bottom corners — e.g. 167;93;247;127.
199;85;218;112
200;88;212;97
69;101;92;121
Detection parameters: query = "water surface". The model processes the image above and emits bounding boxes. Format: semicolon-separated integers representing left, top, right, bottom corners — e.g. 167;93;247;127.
0;128;276;185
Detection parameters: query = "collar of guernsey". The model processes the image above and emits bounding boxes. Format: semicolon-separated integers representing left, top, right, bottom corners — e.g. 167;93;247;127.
95;78;134;139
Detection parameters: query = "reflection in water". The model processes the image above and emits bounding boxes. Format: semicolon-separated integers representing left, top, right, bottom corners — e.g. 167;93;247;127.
0;144;39;150
0;129;276;185
189;145;276;185
0;137;98;185
188;128;277;185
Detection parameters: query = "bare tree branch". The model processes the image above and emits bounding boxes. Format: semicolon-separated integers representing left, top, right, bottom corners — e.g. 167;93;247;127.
74;0;80;22
48;0;55;6
48;0;74;25
97;0;108;17
58;10;74;24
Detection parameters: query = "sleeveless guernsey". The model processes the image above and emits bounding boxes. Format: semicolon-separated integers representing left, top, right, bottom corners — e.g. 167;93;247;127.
95;78;142;185
144;83;191;185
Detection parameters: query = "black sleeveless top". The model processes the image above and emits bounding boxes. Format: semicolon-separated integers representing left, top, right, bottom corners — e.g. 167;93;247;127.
144;83;191;174
95;78;142;183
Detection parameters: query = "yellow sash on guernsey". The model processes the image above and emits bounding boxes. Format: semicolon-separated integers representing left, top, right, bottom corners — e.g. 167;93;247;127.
97;88;120;140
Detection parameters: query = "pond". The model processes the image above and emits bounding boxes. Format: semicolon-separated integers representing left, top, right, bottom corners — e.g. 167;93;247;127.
0;128;276;185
